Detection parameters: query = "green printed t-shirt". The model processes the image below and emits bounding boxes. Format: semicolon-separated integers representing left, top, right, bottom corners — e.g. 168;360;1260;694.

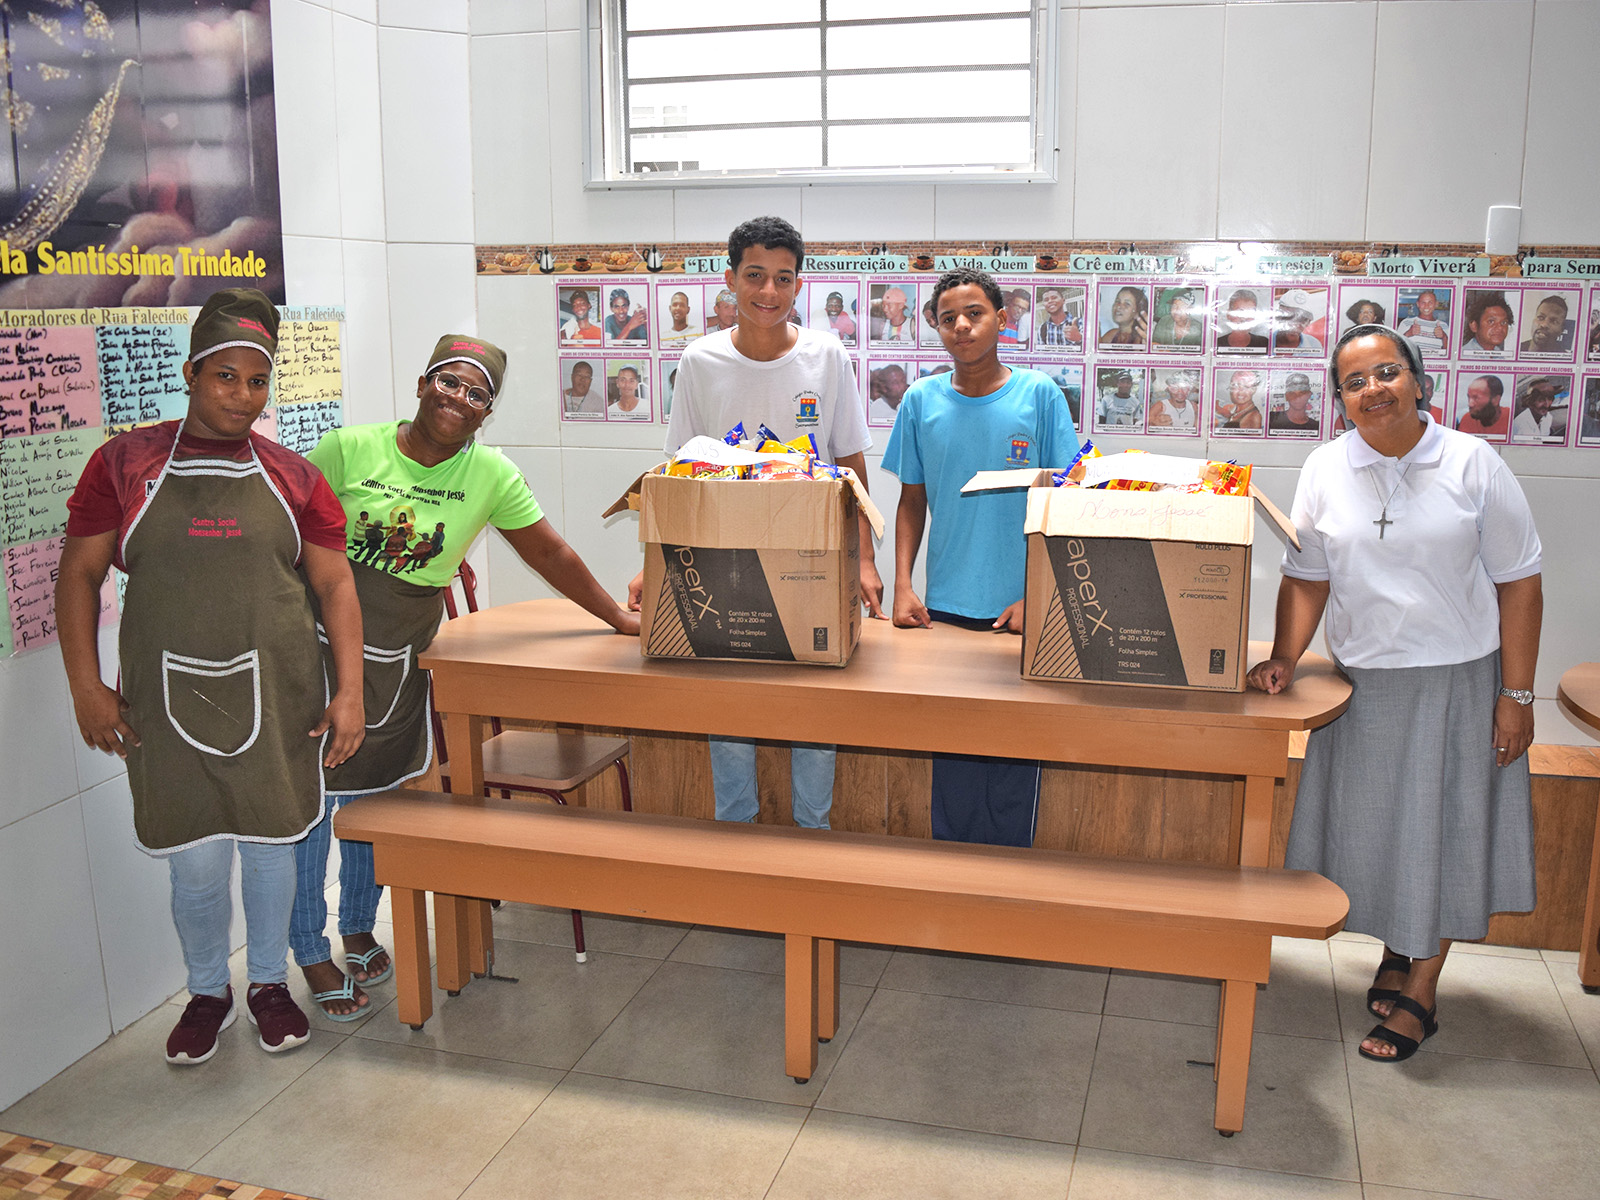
307;421;542;587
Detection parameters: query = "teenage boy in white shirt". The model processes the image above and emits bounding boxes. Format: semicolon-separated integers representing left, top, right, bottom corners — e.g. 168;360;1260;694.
629;216;881;829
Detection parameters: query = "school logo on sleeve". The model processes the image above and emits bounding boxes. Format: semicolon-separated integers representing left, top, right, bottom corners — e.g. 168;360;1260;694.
794;391;821;427
1006;434;1033;467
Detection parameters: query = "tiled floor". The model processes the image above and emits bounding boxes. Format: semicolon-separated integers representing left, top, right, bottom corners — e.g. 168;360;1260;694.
5;896;1599;1200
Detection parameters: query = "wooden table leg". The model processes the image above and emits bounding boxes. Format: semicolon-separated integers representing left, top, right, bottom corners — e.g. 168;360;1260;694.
784;934;820;1084
1580;802;1600;991
468;897;492;976
439;711;491;983
1213;977;1257;1135
1227;778;1245;865
434;893;472;995
818;938;839;1041
392;886;432;1029
1238;775;1274;868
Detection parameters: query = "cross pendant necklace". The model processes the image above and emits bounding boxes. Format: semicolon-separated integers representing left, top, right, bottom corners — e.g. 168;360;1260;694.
1369;462;1412;539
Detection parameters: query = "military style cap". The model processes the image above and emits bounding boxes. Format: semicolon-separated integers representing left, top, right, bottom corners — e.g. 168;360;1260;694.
191;287;279;364
427;334;507;398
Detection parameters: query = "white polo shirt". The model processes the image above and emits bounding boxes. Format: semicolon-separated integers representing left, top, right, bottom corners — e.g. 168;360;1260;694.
1281;413;1541;669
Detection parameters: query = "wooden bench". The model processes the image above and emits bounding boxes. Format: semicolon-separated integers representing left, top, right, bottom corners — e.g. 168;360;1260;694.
334;791;1348;1135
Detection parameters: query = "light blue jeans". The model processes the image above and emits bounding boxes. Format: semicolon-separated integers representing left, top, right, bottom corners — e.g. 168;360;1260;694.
289;794;383;967
168;838;295;997
708;736;835;828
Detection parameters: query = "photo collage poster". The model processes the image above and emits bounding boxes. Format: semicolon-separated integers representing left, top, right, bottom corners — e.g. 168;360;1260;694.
0;306;346;658
553;272;1600;450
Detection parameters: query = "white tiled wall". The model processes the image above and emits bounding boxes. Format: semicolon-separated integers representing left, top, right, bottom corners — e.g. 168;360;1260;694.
272;1;341;240
0;799;112;1099
1521;0;1600;246
470;33;555;245
1073;5;1225;241
333;14;386;243
1367;1;1535;243
9;0;1600;1115
377;27;475;244
1218;2;1377;242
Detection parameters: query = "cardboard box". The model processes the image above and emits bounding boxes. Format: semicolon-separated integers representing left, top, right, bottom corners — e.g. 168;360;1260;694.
605;467;884;667
964;461;1296;691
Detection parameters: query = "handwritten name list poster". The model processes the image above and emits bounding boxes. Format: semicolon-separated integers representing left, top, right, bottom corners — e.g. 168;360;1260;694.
0;306;346;657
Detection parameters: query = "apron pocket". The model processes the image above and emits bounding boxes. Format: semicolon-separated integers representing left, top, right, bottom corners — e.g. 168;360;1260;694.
322;625;414;730
358;643;413;729
161;650;263;757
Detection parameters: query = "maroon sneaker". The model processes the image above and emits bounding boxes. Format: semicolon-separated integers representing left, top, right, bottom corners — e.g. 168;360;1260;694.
165;989;236;1065
246;983;310;1053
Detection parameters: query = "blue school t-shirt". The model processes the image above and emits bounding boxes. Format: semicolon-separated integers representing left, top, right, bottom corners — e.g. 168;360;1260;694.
882;367;1079;619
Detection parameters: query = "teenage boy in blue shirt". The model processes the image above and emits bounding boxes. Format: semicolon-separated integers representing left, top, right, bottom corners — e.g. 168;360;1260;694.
883;268;1080;846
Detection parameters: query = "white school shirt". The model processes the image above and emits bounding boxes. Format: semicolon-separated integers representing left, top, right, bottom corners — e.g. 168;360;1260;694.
664;326;871;461
1280;413;1541;669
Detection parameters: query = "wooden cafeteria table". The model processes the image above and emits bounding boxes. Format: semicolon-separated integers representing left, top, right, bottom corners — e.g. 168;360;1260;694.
419;599;1352;991
1557;663;1600;991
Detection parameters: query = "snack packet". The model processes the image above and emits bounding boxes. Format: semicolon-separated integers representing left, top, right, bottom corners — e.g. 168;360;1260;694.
748;458;813;481
1197;460;1251;495
721;422;747;446
755;429;820;459
665;460;746;480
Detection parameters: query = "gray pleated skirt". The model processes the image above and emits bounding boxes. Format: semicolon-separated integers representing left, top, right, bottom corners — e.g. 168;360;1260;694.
1285;650;1535;959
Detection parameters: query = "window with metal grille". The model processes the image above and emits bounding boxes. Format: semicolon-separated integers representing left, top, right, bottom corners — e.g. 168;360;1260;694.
587;0;1057;186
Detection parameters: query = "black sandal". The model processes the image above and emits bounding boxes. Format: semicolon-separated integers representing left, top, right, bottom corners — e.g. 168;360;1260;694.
1366;954;1410;1016
1358;995;1438;1063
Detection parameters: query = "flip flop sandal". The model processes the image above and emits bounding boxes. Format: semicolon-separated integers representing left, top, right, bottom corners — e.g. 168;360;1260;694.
311;974;368;1023
1358;995;1438;1063
1366;954;1411;1016
346;944;393;987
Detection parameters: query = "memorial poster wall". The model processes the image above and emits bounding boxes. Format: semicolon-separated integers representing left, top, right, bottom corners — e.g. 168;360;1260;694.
549;264;1599;453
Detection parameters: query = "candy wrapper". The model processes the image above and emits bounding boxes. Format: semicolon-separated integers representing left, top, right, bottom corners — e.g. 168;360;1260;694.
1050;440;1100;487
722;422;747;446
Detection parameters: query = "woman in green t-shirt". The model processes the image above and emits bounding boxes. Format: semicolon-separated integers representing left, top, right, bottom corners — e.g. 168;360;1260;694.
290;334;639;1020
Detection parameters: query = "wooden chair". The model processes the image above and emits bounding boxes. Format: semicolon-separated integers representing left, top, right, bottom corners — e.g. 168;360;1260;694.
432;562;632;961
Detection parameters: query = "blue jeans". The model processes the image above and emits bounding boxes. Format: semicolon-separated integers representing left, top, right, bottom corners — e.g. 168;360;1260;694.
708;735;835;828
168;838;295;996
289;794;383;967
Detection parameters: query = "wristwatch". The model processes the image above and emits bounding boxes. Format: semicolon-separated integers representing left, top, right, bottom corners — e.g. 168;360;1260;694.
1499;687;1535;706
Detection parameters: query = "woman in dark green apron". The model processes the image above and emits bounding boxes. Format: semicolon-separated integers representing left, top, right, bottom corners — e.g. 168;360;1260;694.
291;334;638;1018
57;289;366;1066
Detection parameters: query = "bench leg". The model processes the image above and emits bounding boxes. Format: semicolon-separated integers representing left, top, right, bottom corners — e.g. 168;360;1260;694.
818;938;839;1042
1214;978;1257;1135
785;934;820;1084
1580;806;1600;992
434;893;473;995
392;887;432;1030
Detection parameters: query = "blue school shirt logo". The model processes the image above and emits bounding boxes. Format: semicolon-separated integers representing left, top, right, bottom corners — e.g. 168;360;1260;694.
1006;435;1032;467
794;392;820;427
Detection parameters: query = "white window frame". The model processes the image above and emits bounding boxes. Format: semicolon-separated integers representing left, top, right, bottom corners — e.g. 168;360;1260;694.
581;0;1059;189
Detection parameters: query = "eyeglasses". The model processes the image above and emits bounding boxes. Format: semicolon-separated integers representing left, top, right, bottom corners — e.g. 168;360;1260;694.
1338;362;1409;397
431;371;492;410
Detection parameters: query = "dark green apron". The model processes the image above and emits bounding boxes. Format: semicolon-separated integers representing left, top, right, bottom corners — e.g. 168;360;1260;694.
315;560;444;794
120;435;325;852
